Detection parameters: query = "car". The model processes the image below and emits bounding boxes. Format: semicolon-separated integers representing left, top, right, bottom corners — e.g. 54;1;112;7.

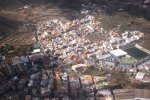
28;80;33;87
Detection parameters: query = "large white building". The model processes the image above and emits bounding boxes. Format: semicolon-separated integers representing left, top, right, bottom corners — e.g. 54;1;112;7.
109;49;127;58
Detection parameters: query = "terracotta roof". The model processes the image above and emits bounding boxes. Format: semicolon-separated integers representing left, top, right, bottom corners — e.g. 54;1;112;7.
143;76;150;81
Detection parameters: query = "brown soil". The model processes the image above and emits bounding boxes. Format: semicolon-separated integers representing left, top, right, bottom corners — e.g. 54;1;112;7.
0;2;149;50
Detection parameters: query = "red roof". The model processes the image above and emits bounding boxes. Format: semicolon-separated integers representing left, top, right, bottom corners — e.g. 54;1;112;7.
143;76;149;81
148;64;150;68
133;79;141;83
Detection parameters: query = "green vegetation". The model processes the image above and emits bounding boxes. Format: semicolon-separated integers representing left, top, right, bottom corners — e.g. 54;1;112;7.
0;28;11;40
109;72;133;89
13;44;33;56
133;83;150;89
0;44;14;55
83;66;108;76
0;43;34;56
120;58;136;64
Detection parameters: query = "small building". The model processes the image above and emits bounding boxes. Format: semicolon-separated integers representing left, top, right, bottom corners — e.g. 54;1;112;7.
129;68;138;73
12;56;29;65
135;72;146;81
29;53;44;61
145;64;150;71
104;56;117;67
33;43;40;49
32;49;41;54
142;76;150;83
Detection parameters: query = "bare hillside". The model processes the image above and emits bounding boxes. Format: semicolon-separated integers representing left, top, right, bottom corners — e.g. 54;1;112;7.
0;0;149;49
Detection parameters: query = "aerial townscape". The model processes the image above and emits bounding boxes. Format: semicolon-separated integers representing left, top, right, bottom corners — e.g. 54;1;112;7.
0;0;150;100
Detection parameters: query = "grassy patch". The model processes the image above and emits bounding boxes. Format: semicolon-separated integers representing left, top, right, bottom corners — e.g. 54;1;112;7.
83;66;108;76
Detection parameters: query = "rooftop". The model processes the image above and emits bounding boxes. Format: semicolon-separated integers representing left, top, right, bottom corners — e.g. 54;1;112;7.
120;58;137;64
109;49;127;57
12;56;29;65
135;72;146;80
124;46;150;60
114;89;150;100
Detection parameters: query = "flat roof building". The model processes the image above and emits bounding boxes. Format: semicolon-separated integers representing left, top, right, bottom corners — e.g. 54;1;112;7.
12;56;29;65
109;49;127;58
135;72;146;80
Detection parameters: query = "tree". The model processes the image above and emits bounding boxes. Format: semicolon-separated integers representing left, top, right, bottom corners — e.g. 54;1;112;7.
109;72;133;89
0;44;15;55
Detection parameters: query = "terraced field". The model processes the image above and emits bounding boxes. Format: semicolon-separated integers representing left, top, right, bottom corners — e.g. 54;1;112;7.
0;1;149;50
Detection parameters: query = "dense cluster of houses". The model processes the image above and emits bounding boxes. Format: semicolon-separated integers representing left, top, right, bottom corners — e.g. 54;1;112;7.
0;14;150;99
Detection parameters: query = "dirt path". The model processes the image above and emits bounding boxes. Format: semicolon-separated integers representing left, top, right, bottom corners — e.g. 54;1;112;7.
0;3;149;50
0;4;78;46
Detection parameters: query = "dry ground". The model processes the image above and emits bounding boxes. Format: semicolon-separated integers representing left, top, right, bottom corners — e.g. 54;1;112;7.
0;4;150;50
0;4;77;46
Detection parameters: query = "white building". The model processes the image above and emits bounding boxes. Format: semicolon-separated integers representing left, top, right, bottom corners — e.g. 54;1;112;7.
109;49;127;58
135;72;146;80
